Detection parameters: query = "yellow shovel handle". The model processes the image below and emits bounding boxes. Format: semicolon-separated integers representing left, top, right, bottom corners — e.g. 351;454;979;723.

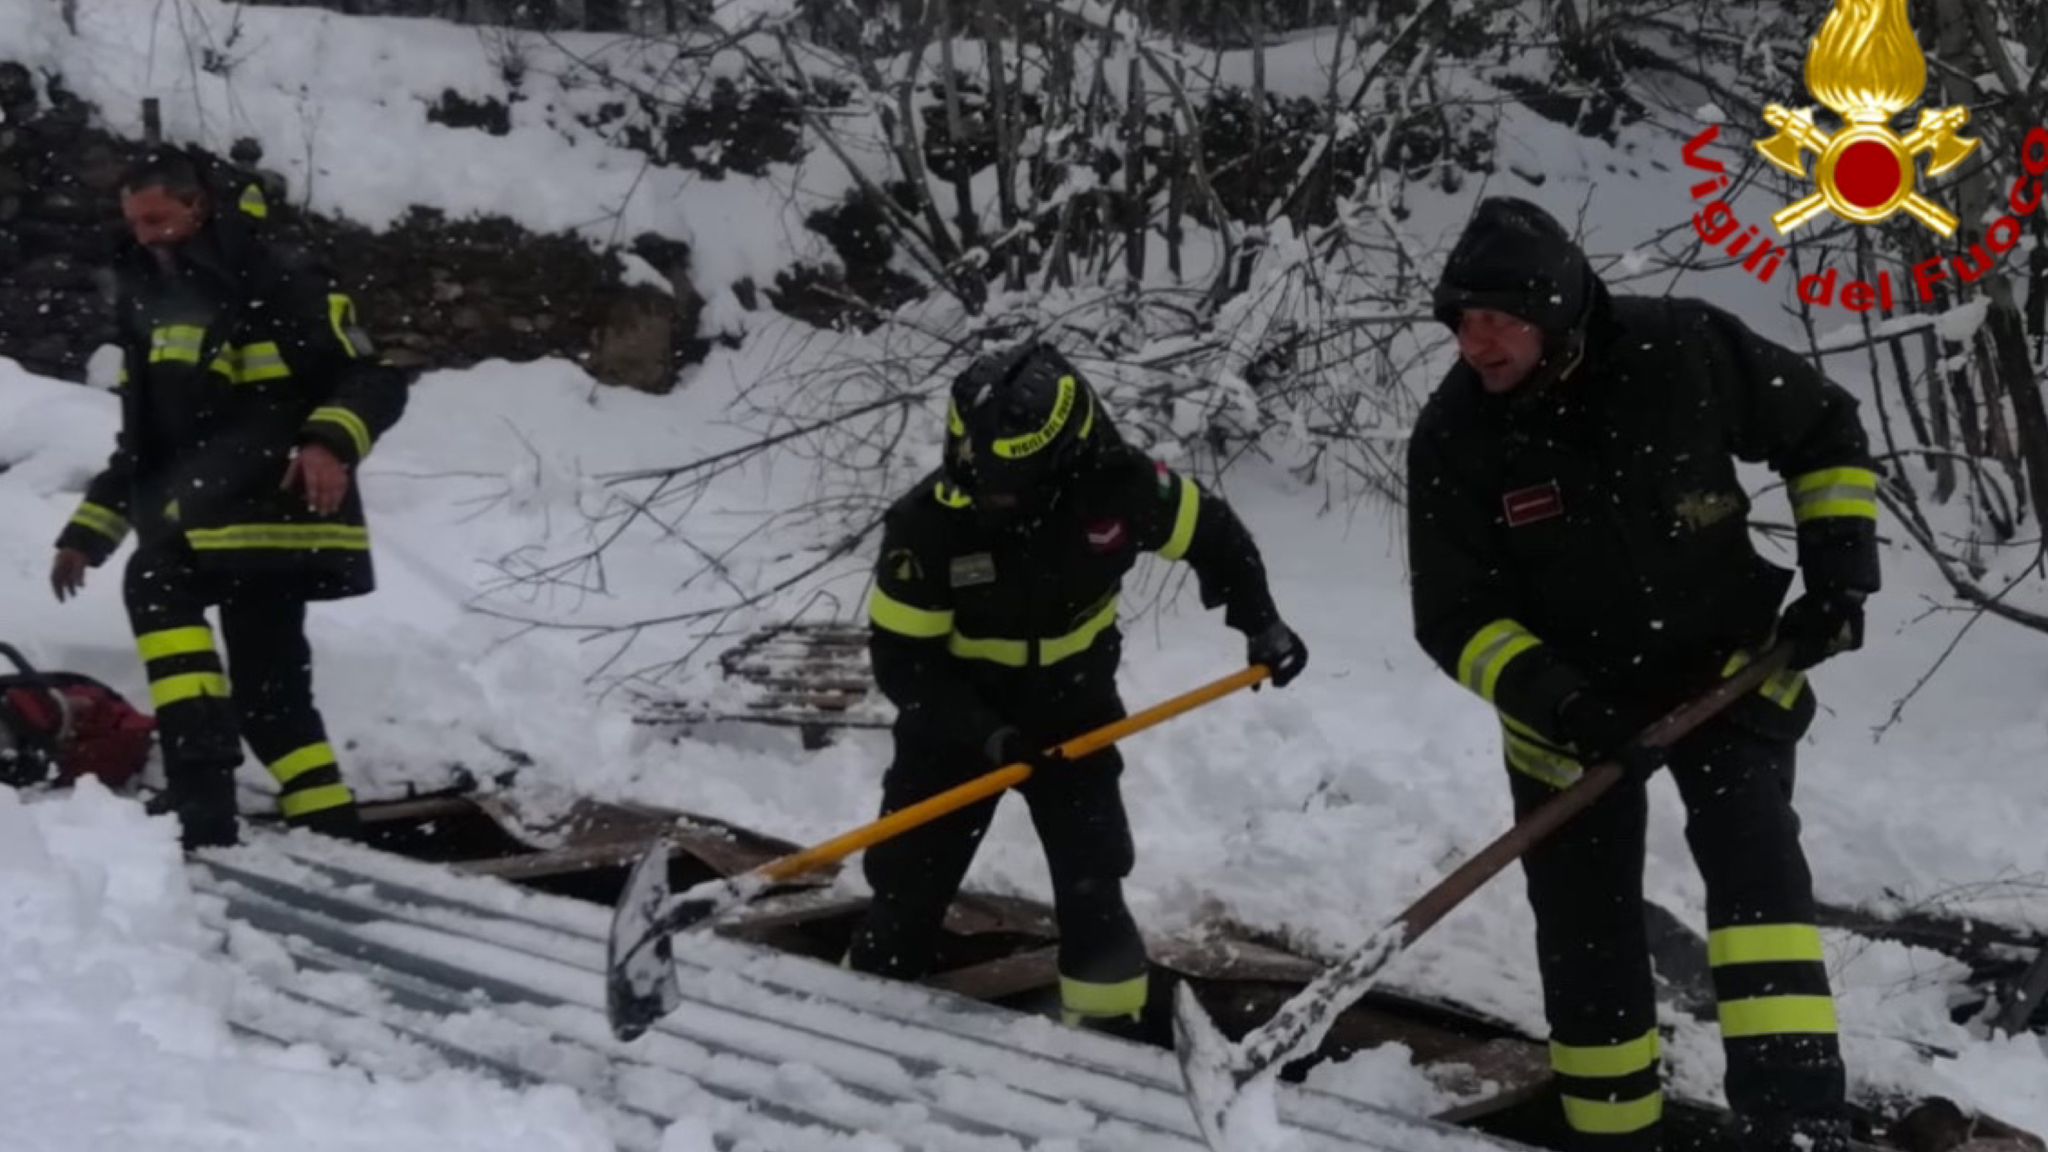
755;664;1272;885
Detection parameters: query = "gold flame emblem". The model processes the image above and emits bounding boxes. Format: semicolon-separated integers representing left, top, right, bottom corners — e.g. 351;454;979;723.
1756;0;1978;237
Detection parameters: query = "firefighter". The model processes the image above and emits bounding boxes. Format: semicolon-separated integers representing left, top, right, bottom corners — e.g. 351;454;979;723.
50;147;408;850
1407;198;1878;1152
847;341;1307;1033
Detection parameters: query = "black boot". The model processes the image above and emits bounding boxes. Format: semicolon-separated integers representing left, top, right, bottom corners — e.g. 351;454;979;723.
1739;1113;1851;1152
146;762;240;850
286;799;364;843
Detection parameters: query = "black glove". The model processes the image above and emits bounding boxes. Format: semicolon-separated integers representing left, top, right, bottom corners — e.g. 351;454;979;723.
1776;588;1865;671
984;726;1066;775
1247;620;1308;688
1553;691;1668;780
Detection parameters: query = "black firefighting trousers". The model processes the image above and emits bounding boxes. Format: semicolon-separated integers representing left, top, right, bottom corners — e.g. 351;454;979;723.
125;540;357;828
1510;713;1847;1151
846;685;1149;1027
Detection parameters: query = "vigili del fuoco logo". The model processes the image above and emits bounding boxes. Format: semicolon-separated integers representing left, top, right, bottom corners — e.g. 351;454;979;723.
1681;0;2048;313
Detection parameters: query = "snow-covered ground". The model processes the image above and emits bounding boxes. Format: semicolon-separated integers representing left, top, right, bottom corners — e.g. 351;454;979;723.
3;0;2047;1144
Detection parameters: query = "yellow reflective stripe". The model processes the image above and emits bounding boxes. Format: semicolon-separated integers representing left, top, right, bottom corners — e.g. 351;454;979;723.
1562;1091;1663;1135
137;626;217;662
1718;995;1839;1038
1503;717;1584;788
1157;475;1200;561
238;183;268;219
1550;1029;1659;1080
1789;467;1879;523
328;294;361;357
934;482;973;509
279;782;355;820
868;587;953;639
993;375;1076;459
187;524;370;552
947;596;1118;667
150;672;229;708
308;406;373;458
235;342;291;382
1709;924;1825;968
1076;387;1096;441
1457;619;1541;702
70;501;130;542
1059;973;1147;1020
269;742;338;785
148;325;206;364
1721;649;1808;710
947;400;965;436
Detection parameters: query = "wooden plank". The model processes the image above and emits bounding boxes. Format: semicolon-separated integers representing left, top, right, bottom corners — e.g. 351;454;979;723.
1425;1039;1554;1123
716;891;873;937
355;794;480;825
454;839;652;881
924;946;1062;1000
1149;935;1323;984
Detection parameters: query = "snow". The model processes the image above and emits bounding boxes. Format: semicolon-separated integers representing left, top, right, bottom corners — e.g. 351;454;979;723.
4;1;2048;1147
0;781;627;1151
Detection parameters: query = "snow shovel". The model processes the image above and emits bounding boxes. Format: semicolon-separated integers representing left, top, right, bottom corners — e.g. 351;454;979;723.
1171;644;1796;1151
606;662;1273;1042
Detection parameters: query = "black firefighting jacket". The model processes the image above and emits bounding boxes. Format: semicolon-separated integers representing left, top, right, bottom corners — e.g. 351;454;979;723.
867;430;1282;751
1409;282;1881;785
56;207;406;600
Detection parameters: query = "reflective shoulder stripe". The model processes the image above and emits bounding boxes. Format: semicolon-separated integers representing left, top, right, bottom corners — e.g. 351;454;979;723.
70;501;130;543
308;406;373;458
868;586;953;639
238;183;269;219
1789;466;1879;523
1456;618;1541;703
1157;475;1200;561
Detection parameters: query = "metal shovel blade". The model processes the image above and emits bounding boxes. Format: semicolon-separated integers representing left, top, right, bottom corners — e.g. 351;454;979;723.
606;837;683;1042
1173;981;1263;1151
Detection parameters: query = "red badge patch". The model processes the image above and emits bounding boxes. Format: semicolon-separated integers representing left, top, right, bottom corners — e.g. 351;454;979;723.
1503;481;1564;527
1086;519;1128;552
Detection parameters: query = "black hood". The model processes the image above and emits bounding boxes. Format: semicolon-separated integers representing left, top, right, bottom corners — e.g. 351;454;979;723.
1432;196;1593;339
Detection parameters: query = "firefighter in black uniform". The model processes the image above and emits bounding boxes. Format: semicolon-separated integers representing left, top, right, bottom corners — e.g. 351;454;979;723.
50;148;408;850
848;341;1307;1032
1408;198;1879;1152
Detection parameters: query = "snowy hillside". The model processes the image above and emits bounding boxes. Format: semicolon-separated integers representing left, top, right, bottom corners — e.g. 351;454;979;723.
3;0;2047;1146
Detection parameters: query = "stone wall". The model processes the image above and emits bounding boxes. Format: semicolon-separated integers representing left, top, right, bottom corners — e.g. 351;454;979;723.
0;62;709;394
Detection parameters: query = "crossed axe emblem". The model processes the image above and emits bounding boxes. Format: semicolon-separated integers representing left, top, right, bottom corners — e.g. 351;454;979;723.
1756;104;1979;238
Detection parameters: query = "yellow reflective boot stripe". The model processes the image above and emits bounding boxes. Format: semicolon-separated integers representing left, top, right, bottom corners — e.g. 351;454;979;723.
1708;924;1826;967
308;406;373;458
138;626;217;662
269;742;339;785
187;524;370;552
948;596;1118;667
1457;619;1541;702
1562;1091;1664;1135
150;672;229;708
868;587;953;639
1719;995;1839;1038
993;375;1076;459
280;783;355;820
71;501;130;542
1550;1029;1659;1079
1158;476;1200;561
1059;973;1147;1021
1789;467;1879;522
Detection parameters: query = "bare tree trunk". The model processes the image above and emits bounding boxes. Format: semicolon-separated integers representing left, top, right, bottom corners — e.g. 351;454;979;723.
1124;55;1147;285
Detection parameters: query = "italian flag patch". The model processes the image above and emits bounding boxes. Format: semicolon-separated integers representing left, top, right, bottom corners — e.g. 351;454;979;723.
1154;460;1173;498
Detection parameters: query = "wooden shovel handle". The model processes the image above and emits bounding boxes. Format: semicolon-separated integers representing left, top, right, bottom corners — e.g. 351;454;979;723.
755;664;1272;885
